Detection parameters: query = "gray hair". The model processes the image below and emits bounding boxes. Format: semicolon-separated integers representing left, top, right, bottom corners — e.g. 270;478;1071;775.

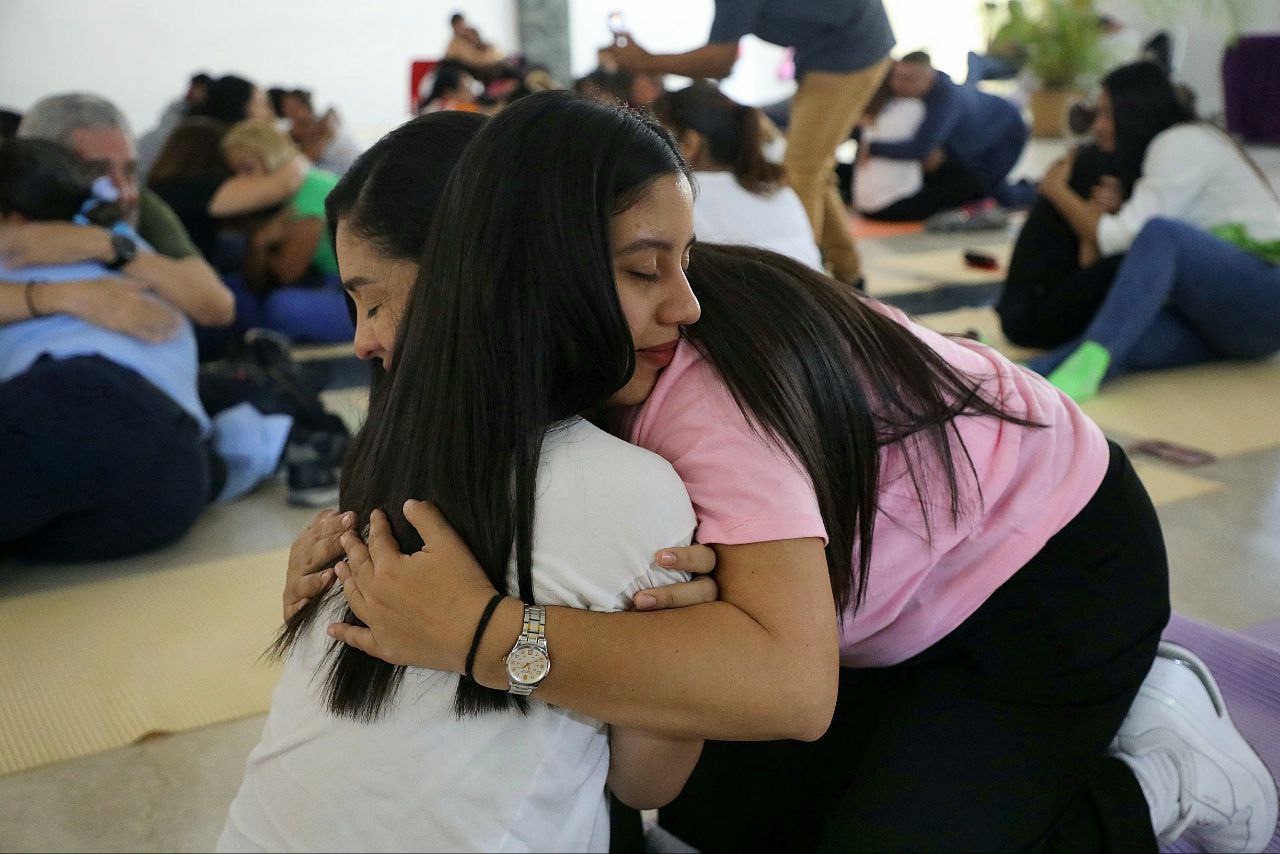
17;93;132;145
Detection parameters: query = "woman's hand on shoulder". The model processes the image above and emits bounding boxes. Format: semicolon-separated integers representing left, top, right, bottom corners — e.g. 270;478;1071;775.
283;509;353;621
329;501;498;672
632;544;719;611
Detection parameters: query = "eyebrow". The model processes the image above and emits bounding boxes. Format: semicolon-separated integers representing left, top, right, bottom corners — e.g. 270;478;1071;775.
616;235;697;255
341;276;376;292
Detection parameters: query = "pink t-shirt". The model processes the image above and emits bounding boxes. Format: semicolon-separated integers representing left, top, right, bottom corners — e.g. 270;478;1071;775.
623;303;1110;667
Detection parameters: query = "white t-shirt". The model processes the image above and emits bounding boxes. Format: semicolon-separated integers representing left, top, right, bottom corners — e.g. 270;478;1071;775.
217;418;695;853
692;171;823;271
1097;123;1280;256
855;98;926;214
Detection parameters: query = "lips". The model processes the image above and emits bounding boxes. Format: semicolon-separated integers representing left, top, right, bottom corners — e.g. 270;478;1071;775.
637;338;679;369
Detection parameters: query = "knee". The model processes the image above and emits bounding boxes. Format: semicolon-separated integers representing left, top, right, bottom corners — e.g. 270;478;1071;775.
1133;217;1187;249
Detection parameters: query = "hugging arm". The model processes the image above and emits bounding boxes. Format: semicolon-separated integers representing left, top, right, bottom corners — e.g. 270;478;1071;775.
333;505;839;742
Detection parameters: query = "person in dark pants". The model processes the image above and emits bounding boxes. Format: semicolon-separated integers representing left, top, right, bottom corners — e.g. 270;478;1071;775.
658;442;1169;852
996;144;1126;348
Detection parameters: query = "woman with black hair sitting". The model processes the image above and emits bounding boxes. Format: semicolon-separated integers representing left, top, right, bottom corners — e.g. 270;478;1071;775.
997;61;1278;350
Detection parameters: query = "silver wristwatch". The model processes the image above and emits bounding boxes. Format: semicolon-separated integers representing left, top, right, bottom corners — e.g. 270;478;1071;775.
504;604;550;696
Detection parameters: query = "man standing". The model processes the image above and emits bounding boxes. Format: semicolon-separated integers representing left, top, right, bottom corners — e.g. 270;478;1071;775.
609;1;895;287
5;93;234;328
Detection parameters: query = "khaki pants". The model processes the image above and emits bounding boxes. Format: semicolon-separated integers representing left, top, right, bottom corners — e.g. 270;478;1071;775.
783;57;892;283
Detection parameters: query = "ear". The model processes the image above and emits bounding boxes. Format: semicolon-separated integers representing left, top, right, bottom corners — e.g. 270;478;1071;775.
678;129;704;166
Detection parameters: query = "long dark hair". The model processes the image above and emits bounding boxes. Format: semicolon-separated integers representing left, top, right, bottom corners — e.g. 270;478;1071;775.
0;138;101;223
147;117;231;185
198;75;257;125
658;82;784;195
683;244;1040;616
1103;61;1196;186
278;91;689;721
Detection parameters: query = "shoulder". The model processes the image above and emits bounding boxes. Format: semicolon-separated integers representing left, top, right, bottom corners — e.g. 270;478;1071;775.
1145;123;1226;165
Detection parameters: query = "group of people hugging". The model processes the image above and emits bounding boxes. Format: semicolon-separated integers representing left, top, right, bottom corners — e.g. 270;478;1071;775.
2;3;1278;851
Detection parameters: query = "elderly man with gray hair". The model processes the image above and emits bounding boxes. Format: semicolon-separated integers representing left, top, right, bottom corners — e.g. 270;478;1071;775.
1;93;234;330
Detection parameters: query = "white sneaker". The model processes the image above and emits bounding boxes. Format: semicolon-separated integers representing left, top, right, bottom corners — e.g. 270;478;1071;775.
1111;641;1278;853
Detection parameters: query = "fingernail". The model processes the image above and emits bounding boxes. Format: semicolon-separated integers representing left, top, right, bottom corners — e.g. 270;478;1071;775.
635;593;656;609
658;551;676;567
326;626;338;638
403;499;417;510
323;569;335;581
341;512;355;525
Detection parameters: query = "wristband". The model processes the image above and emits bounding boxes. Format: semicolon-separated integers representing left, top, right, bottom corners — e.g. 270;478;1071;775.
465;594;504;683
24;280;45;319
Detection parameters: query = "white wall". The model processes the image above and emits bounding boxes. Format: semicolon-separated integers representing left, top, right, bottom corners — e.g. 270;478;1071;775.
0;0;518;146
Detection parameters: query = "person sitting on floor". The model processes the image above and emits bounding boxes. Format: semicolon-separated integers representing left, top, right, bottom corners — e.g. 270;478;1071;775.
218;119;350;343
999;61;1280;350
657;82;821;270
275;89;361;176
853;79;926;219
7;93;234;330
0;137;213;560
1031;215;1280;402
417;61;486;115
870;51;1034;214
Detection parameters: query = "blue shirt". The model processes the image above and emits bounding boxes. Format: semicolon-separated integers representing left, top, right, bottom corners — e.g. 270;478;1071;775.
0;244;209;434
709;0;895;78
868;70;1025;174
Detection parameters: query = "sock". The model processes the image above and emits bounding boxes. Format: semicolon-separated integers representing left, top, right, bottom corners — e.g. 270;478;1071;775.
1046;340;1111;402
1117;749;1184;839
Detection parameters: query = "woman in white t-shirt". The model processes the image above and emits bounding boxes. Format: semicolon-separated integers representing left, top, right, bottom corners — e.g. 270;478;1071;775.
217;111;702;853
657;82;822;271
853;94;925;216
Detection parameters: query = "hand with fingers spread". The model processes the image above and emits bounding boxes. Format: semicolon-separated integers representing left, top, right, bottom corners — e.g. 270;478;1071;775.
633;544;719;611
329;501;499;672
283;509;355;621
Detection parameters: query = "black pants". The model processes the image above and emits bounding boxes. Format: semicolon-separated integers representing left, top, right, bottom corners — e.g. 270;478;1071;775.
861;158;988;222
997;146;1127;349
0;355;209;561
621;442;1169;853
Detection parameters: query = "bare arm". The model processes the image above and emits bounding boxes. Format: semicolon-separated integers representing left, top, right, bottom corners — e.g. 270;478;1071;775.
332;505;840;742
0;222;233;326
607;727;703;809
610;40;738;80
208;156;308;218
0;278;181;341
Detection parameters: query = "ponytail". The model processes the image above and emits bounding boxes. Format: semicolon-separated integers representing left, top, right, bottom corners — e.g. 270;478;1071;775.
731;105;784;195
659;82;783;196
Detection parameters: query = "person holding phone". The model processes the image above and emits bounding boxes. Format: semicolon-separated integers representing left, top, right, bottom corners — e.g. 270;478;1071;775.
605;0;895;288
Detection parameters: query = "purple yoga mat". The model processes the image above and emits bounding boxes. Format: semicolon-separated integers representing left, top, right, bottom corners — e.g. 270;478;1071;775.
1161;613;1280;853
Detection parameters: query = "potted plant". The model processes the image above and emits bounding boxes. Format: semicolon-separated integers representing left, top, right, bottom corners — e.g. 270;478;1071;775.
997;0;1107;136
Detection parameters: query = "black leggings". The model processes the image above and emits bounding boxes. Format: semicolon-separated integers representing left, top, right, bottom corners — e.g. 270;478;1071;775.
0;355;210;561
618;442;1169;853
996;145;1128;349
861;158;987;222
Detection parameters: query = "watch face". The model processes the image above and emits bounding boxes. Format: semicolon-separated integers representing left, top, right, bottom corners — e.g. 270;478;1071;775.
507;644;550;685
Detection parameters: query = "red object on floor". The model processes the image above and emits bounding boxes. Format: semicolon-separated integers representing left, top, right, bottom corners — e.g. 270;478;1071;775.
850;217;926;239
409;60;440;114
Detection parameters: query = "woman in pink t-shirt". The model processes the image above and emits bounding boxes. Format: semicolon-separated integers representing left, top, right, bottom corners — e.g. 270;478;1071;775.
306;94;1274;852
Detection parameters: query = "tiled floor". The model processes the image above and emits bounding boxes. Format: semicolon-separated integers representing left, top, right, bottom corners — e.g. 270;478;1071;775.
3;142;1279;853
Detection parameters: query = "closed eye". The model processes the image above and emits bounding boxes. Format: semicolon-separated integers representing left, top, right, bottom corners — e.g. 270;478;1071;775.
365;304;381;319
629;271;659;282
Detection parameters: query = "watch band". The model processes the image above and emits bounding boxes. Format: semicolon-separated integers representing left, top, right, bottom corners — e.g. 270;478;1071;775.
106;233;137;271
507;604;548;696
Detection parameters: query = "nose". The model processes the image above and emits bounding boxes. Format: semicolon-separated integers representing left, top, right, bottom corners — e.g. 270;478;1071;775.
352;321;384;364
659;272;701;328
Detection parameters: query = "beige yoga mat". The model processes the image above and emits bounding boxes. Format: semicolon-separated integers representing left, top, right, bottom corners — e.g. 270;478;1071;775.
873;244;1012;285
913;306;1046;364
1080;357;1280;457
0;548;288;777
1131;461;1224;507
320;387;370;434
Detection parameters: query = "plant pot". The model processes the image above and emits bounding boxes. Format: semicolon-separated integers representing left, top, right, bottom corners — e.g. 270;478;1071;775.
1029;88;1083;138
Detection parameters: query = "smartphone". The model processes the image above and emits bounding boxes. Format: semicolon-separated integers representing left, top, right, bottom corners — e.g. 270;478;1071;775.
608;11;626;35
1128;439;1217;468
963;249;999;270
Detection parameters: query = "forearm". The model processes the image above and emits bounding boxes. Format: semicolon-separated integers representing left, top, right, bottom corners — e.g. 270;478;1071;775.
472;598;837;741
1042;182;1102;246
607;727;703;810
638;43;737;79
121;253;234;326
2;280;96;326
209;170;299;218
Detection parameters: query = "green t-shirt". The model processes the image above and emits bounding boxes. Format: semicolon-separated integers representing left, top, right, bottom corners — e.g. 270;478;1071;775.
137;188;200;260
291;168;340;276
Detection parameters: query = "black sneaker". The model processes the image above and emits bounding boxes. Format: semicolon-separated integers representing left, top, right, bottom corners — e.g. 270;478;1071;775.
284;427;349;508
